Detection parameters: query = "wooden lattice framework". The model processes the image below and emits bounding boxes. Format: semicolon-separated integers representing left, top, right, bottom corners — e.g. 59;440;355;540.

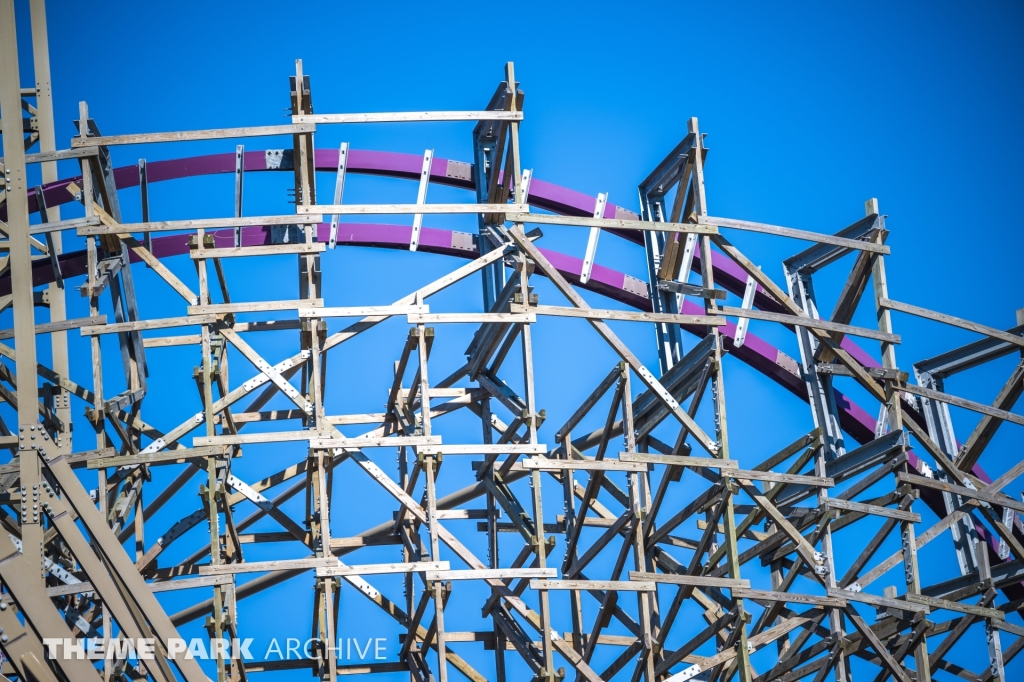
1;2;1023;681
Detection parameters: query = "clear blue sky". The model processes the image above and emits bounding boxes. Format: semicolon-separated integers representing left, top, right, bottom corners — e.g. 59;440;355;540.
10;0;1024;679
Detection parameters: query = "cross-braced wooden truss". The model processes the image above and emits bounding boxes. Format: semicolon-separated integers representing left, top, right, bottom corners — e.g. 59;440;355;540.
1;2;1023;681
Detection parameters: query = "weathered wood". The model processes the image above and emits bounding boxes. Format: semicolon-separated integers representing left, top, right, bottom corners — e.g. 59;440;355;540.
79;213;323;235
294;111;523;124
426;568;557;581
81;314;218;336
510;303;724;326
824;497;921;523
190;243;326;258
504;211;717;235
298;203;529;215
522;457;648;472
901;382;1024;427
188;299;323;315
897;472;1024;514
315;561;450;577
627;571;749;589
619;452;738;468
880;297;1024;348
703;215;890;253
720;305;900;343
733;588;847;608
88;446;228;469
0;315;105;340
530;580;657;592
71;123;315;147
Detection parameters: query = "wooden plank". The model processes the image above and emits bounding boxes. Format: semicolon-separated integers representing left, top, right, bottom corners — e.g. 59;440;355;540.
824;497;921;522
627;571;749;589
297;203;529;216
720;306;900;343
79;213;323;235
46;574;233;598
703;215;890;253
13;145;98;164
522;457;647;472
904;593;1004;620
143;335;201;348
29;215;101;235
733;588;847;608
190;243;326;259
300;305;427;318
193;431;314;447
71;123;315;147
530;580;656;592
188;299;323;315
503;211;718;235
81;314;219;336
510;303;724;326
879;298;1024;349
309;436;441;449
417;444;547;455
728;469;833;487
619;452;738;468
315;561;449;577
0;315;105;340
901;383;1024;427
408;312;536;324
897;472;1024;514
294;111;523;124
827;587;929;613
425;568;557;581
199;557;333;575
88;446;228;469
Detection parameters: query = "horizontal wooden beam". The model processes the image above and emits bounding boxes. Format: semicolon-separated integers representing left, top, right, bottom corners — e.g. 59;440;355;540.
425;568;557;581
300;305;427;318
827;587;929;613
199;557;333;576
503;212;718;235
824;497;920;522
523;457;648;472
730;470;833;487
510;303;724;326
733;588;847;608
71;123;315;147
408;312;535;324
904;592;1004;620
79;213;323;235
190;243;326;259
82;314;219;336
0;315;106;340
417;444;547;455
530;580;656;592
901;382;1024;427
897;472;1024;514
619;452;738;469
879;298;1024;348
293;111;523;124
87;446;228;469
628;572;749;589
309;436;441;449
297;203;529;216
46;574;233;598
315;561;449;577
188;299;323;315
720;306;900;343
704;215;890;253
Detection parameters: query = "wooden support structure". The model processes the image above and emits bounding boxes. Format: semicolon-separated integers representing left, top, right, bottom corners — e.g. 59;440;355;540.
0;10;1019;682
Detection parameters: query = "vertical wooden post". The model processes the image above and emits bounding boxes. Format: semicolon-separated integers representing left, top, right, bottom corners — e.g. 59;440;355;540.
869;197;931;682
1;0;44;583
